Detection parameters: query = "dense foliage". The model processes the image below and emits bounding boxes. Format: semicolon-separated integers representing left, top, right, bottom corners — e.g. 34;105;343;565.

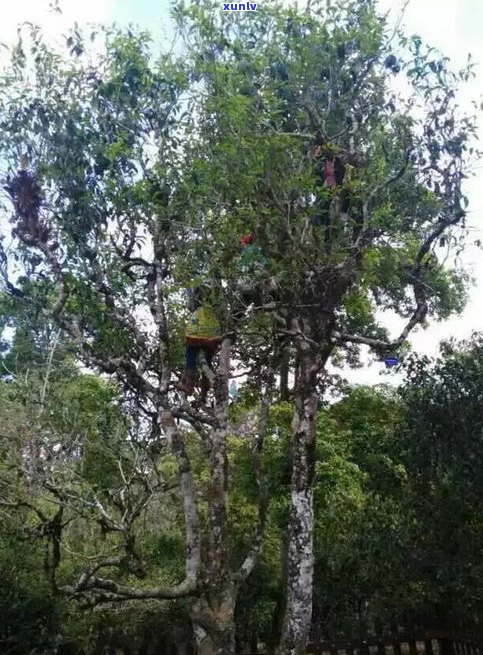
4;324;483;651
0;0;480;653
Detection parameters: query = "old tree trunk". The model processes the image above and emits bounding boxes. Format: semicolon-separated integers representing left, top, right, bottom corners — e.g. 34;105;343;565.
189;338;237;655
191;588;236;655
277;317;332;655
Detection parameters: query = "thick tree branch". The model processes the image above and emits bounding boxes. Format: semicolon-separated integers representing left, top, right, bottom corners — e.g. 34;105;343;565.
204;336;233;584
148;221;172;395
69;574;197;600
236;361;275;582
159;408;201;587
353;149;413;252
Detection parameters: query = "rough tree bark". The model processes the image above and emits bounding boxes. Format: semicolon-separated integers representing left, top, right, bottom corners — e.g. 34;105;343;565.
190;341;275;655
191;589;236;655
189;337;236;655
277;317;324;655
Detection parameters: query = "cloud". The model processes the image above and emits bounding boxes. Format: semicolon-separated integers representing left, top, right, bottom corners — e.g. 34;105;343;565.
0;0;114;48
375;0;483;357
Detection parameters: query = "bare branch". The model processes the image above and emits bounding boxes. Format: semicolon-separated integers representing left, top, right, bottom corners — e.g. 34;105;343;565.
70;574;196;600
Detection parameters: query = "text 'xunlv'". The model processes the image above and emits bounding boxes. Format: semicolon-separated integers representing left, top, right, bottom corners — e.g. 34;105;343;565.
223;3;257;10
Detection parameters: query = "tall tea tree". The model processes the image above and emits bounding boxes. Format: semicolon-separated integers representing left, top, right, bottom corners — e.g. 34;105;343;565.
171;1;477;652
0;1;478;653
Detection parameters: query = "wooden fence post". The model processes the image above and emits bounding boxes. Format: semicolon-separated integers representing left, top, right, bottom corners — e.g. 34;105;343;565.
440;636;454;655
391;621;402;655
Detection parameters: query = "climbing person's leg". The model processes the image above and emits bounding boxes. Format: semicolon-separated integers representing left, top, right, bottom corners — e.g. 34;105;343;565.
340;186;351;215
312;192;332;229
178;345;199;394
204;346;216;369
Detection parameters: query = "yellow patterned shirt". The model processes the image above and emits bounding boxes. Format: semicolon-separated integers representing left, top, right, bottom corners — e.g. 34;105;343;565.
185;306;221;345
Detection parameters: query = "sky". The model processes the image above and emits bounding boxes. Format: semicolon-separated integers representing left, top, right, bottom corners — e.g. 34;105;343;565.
0;0;482;385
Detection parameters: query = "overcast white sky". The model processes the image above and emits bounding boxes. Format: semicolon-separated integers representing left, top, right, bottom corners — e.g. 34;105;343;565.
0;1;112;46
354;0;483;383
0;0;481;384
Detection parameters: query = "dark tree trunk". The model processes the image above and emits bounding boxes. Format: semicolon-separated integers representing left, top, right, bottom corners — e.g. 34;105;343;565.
190;339;238;655
191;590;236;655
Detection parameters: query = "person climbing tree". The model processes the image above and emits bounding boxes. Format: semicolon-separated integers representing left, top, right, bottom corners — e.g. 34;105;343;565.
311;142;362;245
178;232;270;398
178;304;222;400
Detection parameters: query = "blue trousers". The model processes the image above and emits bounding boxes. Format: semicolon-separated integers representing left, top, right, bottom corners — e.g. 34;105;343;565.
186;345;215;370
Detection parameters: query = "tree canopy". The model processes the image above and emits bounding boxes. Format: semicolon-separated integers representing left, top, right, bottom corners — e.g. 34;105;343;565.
0;0;480;653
